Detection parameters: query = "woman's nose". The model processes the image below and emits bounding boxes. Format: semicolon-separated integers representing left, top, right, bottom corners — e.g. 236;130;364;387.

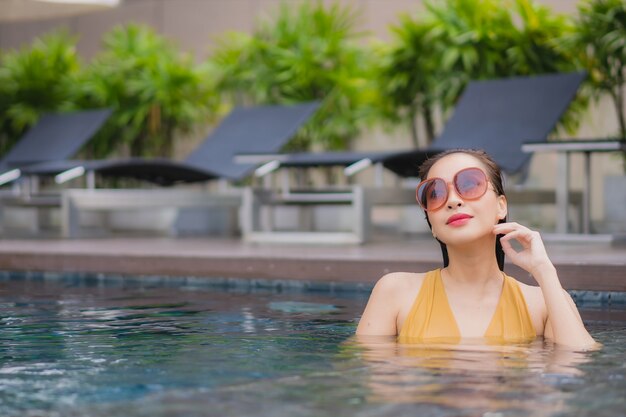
446;185;464;209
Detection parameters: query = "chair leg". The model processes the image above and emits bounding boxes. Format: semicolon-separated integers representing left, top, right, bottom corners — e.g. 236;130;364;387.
61;194;80;238
353;186;370;244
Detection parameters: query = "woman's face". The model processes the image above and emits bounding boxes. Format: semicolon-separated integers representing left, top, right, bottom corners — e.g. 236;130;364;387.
425;153;507;246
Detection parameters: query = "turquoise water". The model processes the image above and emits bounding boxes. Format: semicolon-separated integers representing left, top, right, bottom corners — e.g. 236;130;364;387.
0;273;625;417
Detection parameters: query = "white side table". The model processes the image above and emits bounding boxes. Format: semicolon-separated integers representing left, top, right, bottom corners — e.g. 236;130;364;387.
522;140;626;235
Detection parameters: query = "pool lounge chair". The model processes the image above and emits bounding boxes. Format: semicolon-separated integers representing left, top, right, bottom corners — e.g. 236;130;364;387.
0;108;112;188
21;102;319;237
0;109;111;235
21;102;319;186
241;72;586;244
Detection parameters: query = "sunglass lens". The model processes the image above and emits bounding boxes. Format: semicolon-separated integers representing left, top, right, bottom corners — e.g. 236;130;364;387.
456;168;487;199
418;179;447;210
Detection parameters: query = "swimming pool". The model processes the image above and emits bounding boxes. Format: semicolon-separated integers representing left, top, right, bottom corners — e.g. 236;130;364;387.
0;272;625;417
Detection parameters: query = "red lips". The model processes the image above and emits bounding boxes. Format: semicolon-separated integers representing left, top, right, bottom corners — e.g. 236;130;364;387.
446;213;473;225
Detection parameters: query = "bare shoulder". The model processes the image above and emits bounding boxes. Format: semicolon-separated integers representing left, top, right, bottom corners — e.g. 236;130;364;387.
516;279;542;295
357;271;427;335
515;280;546;308
368;271;429;312
373;271;425;293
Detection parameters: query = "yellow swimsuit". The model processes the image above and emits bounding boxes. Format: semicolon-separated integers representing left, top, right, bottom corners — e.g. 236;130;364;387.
398;269;536;344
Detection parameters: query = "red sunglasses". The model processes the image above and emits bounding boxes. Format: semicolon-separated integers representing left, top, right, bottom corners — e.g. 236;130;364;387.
416;167;490;212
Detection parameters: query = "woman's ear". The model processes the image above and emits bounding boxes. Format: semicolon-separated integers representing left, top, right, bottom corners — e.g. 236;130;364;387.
497;195;508;221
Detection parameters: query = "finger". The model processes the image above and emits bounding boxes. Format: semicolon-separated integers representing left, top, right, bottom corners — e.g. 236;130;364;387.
500;238;521;259
500;230;532;245
500;233;535;254
495;228;534;246
500;236;515;253
493;223;521;235
503;228;543;246
493;222;531;234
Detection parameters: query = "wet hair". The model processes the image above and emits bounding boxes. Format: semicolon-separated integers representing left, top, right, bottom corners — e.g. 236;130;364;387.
418;149;507;271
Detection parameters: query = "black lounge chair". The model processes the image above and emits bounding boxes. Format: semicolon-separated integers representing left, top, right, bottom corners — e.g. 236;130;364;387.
270;72;586;178
0;108;112;185
21;102;319;238
241;72;587;243
22;102;320;186
0;108;111;236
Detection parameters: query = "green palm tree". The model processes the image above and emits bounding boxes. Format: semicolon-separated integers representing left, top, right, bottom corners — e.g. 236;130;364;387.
568;0;626;141
210;1;377;151
377;0;581;147
0;31;82;155
375;17;441;147
80;24;219;158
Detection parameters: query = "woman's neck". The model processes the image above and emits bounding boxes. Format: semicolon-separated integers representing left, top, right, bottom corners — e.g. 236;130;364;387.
443;238;503;291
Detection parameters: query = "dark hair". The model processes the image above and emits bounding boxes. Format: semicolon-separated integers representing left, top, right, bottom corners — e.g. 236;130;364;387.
418;149;507;271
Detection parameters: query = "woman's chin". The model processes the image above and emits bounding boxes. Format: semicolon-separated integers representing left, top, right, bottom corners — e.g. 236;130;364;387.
439;228;494;246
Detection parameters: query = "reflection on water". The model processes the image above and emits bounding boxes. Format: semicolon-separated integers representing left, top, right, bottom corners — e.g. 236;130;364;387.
346;335;596;415
0;275;624;417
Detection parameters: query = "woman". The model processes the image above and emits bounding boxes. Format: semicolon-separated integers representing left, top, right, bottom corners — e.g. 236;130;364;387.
356;149;596;349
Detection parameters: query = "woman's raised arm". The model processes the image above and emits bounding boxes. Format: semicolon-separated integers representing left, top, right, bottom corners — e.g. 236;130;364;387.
494;222;597;349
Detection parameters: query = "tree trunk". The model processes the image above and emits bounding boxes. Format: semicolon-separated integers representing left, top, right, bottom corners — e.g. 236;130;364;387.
611;85;626;140
130;132;145;157
610;84;626;172
409;105;420;148
161;121;174;158
423;104;436;145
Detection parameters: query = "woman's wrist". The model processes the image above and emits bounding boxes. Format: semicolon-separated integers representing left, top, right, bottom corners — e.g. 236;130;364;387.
531;262;558;286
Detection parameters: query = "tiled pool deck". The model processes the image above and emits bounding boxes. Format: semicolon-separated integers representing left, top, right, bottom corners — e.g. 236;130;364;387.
0;235;624;292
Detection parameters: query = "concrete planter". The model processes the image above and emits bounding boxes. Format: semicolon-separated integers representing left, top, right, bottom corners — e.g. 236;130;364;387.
270;206;354;232
604;175;626;233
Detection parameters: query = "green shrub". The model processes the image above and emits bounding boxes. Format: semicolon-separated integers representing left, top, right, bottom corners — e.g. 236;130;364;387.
568;0;626;140
377;0;581;146
0;31;82;155
79;24;219;158
210;1;377;151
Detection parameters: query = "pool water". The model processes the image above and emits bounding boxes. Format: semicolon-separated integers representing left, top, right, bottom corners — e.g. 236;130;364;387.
0;274;625;417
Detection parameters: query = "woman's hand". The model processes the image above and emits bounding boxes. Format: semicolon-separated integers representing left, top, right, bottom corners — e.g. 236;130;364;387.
492;222;554;280
493;222;597;349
